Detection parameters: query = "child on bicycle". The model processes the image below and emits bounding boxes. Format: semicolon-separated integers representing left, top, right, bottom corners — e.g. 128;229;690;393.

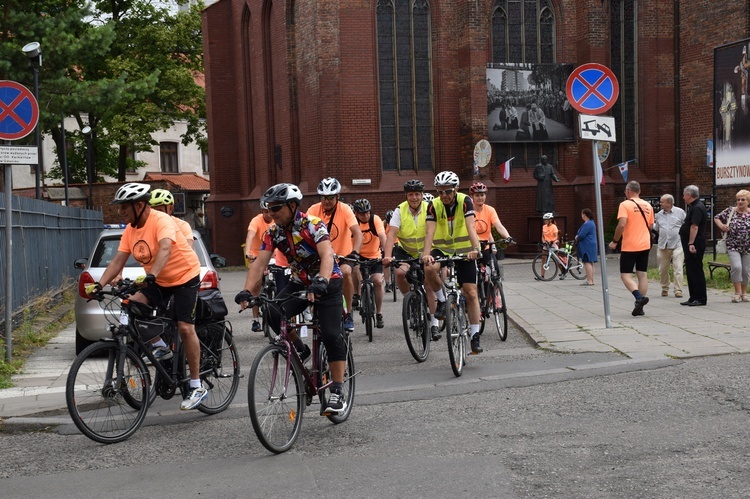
538;212;562;280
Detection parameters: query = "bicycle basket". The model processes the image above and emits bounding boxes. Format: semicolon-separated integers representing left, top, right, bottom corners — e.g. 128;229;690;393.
196;289;229;323
134;317;166;341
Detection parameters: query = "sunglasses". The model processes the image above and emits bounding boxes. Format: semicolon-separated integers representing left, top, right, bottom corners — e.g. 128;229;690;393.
320;195;336;201
437;188;455;196
268;204;286;213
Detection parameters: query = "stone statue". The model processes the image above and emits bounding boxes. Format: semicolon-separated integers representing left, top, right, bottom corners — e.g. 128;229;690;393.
533;155;561;213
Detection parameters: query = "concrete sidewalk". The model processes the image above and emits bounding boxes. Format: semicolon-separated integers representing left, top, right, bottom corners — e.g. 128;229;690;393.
502;257;750;360
1;260;747;420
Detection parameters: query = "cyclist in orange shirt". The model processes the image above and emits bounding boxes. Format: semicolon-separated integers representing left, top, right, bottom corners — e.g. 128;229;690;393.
244;201;274;332
469;182;512;275
537;212;560;280
351;198;387;328
149;189;194;249
307;177;363;331
85;183;207;411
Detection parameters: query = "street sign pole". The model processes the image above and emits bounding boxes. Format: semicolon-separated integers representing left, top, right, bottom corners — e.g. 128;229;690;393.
3;141;12;361
592;141;612;328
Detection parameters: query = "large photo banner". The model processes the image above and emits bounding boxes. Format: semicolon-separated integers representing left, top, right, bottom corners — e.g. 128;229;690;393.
714;38;750;186
487;63;575;143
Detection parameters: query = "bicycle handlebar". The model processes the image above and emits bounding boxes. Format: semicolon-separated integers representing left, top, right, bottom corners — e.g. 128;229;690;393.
87;278;141;302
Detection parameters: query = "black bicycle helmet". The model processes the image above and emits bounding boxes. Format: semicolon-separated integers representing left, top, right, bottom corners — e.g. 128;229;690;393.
352;199;372;213
261;183;303;205
403;179;425;192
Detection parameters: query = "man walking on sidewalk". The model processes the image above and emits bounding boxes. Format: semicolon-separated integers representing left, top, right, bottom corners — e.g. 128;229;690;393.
608;180;654;316
680;185;708;306
653;194;686;298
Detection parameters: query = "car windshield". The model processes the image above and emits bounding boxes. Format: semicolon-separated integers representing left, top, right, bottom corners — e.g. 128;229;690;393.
90;235;207;268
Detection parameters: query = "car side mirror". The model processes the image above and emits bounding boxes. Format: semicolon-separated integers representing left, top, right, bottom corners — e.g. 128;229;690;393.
74;258;88;270
210;254;227;268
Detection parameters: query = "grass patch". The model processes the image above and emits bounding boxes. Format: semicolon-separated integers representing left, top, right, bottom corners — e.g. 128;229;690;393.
646;254;733;291
0;286;76;389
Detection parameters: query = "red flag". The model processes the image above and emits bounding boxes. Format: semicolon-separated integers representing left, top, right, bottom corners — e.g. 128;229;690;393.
500;157;514;183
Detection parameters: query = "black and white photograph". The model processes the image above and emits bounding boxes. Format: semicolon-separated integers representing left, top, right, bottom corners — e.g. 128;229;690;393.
714;37;750;186
487;63;575;143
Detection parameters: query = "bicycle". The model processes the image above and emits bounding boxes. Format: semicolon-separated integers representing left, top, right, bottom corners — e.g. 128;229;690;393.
354;257;382;342
260;262;289;339
476;239;509;341
393;256;431;362
434;254;471;377
247;291;357;454
532;241;585;281
66;279;241;444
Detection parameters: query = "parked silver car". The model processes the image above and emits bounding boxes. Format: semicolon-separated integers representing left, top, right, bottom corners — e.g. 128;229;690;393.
74;225;226;354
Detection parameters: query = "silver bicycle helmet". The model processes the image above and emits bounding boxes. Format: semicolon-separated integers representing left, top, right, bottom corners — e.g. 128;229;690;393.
261;183;303;205
434;171;459;187
543;212;555;220
422;192;434;203
317;177;342;196
113;183;151;204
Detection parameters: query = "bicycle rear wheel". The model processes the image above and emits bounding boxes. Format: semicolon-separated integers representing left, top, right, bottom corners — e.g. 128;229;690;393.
319;332;356;423
445;294;465;377
491;280;508;341
361;283;374;342
248;344;304;454
532;253;557;281
567;255;585;280
195;322;241;414
66;341;150;444
401;290;430;362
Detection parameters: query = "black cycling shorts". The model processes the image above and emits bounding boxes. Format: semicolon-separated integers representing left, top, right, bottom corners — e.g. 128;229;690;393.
430;249;477;286
619;250;650;274
139;275;200;324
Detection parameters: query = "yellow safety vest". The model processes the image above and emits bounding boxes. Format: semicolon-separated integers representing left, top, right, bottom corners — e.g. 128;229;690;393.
397;201;427;258
432;192;473;254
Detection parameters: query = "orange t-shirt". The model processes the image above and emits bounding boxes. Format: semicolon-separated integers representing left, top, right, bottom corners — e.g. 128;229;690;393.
358;215;385;259
307;201;358;256
173;216;193;242
543;222;559;243
247;213;273;257
617;198;654;252
473;205;500;241
118;209;200;286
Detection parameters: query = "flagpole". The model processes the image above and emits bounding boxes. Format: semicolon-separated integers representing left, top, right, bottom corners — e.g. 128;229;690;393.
593;141;612;328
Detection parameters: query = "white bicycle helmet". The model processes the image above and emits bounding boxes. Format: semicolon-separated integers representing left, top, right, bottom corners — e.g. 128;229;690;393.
422;192;434;203
543;212;555;220
434;171;459;187
261;183;303;204
317;177;341;196
113;183;151;204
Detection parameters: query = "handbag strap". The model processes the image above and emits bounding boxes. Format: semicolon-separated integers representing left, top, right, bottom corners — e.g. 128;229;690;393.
630;199;652;230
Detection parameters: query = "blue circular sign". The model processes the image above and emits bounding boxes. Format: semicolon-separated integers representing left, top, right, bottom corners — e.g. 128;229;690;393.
0;80;39;141
565;63;620;115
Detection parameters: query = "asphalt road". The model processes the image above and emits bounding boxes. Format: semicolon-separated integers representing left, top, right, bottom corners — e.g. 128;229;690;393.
2;271;749;497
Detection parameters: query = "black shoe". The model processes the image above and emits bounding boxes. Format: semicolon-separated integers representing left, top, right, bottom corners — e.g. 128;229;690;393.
470;334;483;354
384;284;392;293
298;344;311;364
559;273;567;280
376;313;384;328
632;296;649;316
434;300;447;320
323;391;347;415
534;276;543;281
680;300;693;306
352;294;360;310
687;300;706;307
430;325;441;341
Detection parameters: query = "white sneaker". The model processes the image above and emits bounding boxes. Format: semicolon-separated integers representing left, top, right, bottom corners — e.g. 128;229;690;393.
181;385;208;410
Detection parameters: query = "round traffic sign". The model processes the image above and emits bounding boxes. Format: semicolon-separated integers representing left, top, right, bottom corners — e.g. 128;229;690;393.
0;80;39;141
565;63;619;115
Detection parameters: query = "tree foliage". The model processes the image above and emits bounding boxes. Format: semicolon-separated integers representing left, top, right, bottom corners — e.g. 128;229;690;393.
0;0;204;184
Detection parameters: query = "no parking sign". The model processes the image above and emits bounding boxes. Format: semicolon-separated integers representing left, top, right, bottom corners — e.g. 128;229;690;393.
0;80;39;141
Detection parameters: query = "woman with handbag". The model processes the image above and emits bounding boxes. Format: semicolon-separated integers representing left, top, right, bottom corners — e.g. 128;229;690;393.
714;189;750;302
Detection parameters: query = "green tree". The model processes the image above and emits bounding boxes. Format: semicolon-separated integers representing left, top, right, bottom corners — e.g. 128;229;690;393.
0;0;204;186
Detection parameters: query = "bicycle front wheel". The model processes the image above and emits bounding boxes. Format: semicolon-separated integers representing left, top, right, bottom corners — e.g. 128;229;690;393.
491;280;508;341
196;322;240;414
402;291;430;362
567;255;585;280
532;253;557;281
248;344;304;454
361;283;374;342
445;294;465;377
66;341;150;444
319;333;356;424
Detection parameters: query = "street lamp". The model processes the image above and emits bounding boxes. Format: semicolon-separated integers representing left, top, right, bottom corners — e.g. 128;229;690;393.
22;42;43;200
82;126;93;209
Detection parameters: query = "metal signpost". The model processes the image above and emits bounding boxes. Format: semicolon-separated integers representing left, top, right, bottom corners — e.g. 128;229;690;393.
566;64;620;328
0;80;40;361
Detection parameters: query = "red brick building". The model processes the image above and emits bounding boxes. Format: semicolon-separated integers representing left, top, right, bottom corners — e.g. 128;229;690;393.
202;0;747;265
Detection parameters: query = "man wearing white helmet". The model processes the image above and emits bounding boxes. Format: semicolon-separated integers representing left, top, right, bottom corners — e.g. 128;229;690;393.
421;171;484;354
307;177;363;331
85;183;208;410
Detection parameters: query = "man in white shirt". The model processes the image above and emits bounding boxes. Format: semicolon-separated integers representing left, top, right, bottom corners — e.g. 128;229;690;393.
653;194;686;298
